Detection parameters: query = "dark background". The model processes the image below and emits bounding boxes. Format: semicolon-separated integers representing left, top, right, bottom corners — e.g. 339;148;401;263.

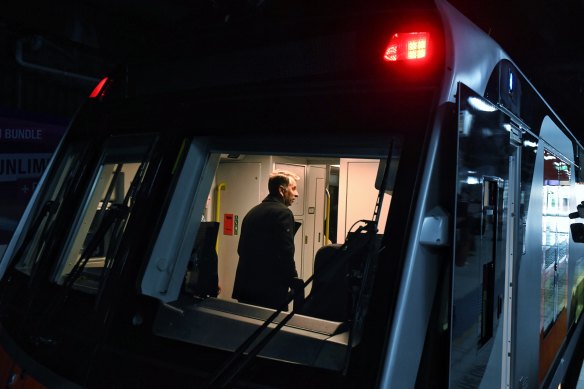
0;0;583;135
451;0;584;136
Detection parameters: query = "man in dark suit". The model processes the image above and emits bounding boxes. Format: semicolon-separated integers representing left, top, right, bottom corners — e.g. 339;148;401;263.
232;170;300;309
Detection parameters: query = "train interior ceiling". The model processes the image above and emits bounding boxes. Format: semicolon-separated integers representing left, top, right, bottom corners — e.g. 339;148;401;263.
53;142;397;370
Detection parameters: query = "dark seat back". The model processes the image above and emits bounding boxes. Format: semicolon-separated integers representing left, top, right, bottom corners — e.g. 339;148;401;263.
301;244;349;321
302;229;374;322
185;222;220;297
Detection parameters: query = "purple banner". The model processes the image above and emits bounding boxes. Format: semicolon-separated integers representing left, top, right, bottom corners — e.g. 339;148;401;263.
0;116;66;244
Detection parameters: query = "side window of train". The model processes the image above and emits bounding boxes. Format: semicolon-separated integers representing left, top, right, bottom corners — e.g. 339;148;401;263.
541;149;570;333
52;135;156;293
537;118;576;379
571;146;584;324
571;147;584;243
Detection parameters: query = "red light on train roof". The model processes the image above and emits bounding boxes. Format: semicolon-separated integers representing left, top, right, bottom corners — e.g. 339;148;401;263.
89;77;109;98
383;32;429;62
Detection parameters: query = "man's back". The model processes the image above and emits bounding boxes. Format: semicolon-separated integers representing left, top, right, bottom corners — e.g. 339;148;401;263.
232;195;297;309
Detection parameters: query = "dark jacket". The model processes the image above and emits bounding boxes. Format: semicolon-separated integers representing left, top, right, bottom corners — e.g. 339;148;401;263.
232;195;298;309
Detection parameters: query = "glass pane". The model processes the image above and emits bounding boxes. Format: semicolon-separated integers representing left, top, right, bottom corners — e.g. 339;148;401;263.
571;154;584;324
14;145;84;275
451;85;512;387
54;135;155;293
541;149;570;333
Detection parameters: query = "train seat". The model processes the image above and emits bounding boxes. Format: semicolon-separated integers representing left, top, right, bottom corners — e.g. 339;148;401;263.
302;244;350;322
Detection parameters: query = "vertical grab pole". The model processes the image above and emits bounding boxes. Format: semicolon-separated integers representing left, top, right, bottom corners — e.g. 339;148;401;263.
325;187;331;245
215;183;226;252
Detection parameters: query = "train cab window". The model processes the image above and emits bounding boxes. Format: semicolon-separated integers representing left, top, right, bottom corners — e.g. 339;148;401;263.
13;143;87;276
52;135;155;293
143;136;399;370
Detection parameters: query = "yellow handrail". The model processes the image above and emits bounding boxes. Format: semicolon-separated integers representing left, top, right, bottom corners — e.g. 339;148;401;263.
324;187;331;245
215;183;226;252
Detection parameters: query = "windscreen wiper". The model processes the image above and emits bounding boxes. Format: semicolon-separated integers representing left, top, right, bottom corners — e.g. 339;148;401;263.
3;153;80;284
95;159;149;306
60;163;125;291
2;200;58;283
62;157;149;296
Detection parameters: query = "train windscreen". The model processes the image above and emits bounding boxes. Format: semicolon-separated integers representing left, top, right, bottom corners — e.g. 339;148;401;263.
141;135;403;371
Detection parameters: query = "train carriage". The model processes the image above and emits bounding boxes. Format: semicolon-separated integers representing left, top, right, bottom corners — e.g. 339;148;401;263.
0;0;583;387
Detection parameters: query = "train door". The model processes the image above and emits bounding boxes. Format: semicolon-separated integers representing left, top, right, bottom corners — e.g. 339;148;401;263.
337;158;390;243
298;164;326;293
450;83;520;388
214;160;263;301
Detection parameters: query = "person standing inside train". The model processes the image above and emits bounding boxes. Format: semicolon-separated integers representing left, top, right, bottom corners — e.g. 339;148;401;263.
232;170;300;310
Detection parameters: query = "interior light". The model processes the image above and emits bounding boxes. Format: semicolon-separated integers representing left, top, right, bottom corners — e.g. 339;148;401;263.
89;77;109;99
383;32;429;62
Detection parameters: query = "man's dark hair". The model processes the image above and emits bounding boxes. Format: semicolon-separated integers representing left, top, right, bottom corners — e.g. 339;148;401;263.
268;170;300;195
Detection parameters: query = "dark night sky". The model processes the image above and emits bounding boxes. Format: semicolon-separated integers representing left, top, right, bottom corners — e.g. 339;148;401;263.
450;0;584;138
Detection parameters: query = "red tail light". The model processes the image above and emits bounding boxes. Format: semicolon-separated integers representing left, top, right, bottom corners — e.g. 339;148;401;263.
89;77;109;99
383;32;430;62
